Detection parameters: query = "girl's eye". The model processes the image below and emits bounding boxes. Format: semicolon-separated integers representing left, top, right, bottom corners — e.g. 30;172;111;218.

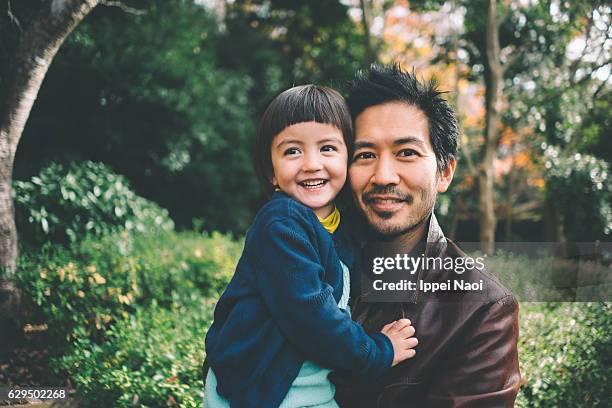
353;151;375;161
321;145;337;152
398;149;417;158
284;147;300;156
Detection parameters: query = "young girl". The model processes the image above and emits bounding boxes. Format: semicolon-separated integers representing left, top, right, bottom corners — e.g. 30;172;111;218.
204;85;417;407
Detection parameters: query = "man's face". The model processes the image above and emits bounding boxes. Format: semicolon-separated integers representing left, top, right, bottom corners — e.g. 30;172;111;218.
349;102;455;238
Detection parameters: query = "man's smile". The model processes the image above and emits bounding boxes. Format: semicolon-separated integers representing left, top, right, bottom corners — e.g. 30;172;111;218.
363;192;413;213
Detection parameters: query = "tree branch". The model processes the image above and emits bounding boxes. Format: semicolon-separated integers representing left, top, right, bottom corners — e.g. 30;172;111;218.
6;0;22;32
100;0;145;16
575;60;612;86
593;70;611;98
569;9;594;85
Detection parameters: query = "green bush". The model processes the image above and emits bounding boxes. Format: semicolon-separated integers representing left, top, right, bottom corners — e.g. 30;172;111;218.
14;225;611;406
517;302;612;407
8;227;241;406
14;161;174;245
56;300;212;408
544;148;611;240
14;229;239;347
16;241;138;347
125;230;240;306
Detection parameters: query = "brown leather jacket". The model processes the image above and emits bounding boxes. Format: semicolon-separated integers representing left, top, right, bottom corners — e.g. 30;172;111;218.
333;214;520;407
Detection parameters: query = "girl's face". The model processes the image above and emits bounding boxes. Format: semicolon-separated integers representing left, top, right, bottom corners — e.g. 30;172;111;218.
270;122;348;218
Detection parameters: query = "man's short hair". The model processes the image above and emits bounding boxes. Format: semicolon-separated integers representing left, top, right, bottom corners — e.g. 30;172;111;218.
347;63;459;172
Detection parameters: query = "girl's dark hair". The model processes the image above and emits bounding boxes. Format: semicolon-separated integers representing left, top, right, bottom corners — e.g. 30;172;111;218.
253;85;353;196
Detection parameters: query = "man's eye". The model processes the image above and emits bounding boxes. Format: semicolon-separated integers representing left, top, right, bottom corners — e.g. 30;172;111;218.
284;147;300;155
398;149;417;158
353;151;375;161
321;145;337;152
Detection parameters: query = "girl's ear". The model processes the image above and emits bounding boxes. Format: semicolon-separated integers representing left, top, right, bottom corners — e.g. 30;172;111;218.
269;175;277;188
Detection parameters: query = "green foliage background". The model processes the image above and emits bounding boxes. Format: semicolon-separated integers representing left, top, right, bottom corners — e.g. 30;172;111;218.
14;161;174;246
517;303;612;407
5;0;370;235
1;0;610;406
12;229;239;406
10;228;611;407
6;160;610;406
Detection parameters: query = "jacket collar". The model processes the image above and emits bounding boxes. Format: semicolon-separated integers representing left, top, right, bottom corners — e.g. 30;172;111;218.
424;213;447;258
271;190;288;200
358;212;448;304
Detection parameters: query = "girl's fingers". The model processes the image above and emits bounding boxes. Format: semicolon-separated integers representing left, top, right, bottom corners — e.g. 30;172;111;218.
404;337;419;349
397;348;417;363
388;318;411;331
400;324;416;338
382;318;413;337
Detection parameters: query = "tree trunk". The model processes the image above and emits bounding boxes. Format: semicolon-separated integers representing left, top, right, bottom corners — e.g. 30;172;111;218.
544;192;563;242
479;0;503;254
0;0;99;275
478;154;496;252
359;0;376;64
0;0;98;325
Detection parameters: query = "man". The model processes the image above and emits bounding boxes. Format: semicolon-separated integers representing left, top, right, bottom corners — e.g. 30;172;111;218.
333;64;520;407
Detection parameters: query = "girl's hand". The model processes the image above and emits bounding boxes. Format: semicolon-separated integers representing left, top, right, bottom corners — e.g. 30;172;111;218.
381;318;418;366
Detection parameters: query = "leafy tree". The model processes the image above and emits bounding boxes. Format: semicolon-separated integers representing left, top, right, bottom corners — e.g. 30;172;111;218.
218;0;369;114
0;0;99;339
1;0;98;269
14;0;369;235
543;149;610;241
502;1;611;240
14;0;259;233
410;0;609;247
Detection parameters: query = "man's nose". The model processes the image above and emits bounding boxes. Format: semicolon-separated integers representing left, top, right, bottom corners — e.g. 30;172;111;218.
302;152;323;172
372;156;400;185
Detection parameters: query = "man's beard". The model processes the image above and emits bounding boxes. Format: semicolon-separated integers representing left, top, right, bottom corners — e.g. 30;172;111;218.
360;185;437;239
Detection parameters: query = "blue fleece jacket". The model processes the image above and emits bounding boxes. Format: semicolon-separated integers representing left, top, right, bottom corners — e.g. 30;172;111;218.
204;192;393;408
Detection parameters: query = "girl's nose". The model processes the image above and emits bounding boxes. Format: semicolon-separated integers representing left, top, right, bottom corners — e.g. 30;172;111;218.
302;153;324;172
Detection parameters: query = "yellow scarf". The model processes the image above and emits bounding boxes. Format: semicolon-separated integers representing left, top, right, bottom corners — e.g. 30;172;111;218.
317;206;340;234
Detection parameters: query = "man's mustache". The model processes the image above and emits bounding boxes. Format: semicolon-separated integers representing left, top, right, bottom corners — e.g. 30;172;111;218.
362;186;413;205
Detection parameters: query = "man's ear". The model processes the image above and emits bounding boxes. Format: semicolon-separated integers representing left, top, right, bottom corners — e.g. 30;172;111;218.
436;157;456;193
